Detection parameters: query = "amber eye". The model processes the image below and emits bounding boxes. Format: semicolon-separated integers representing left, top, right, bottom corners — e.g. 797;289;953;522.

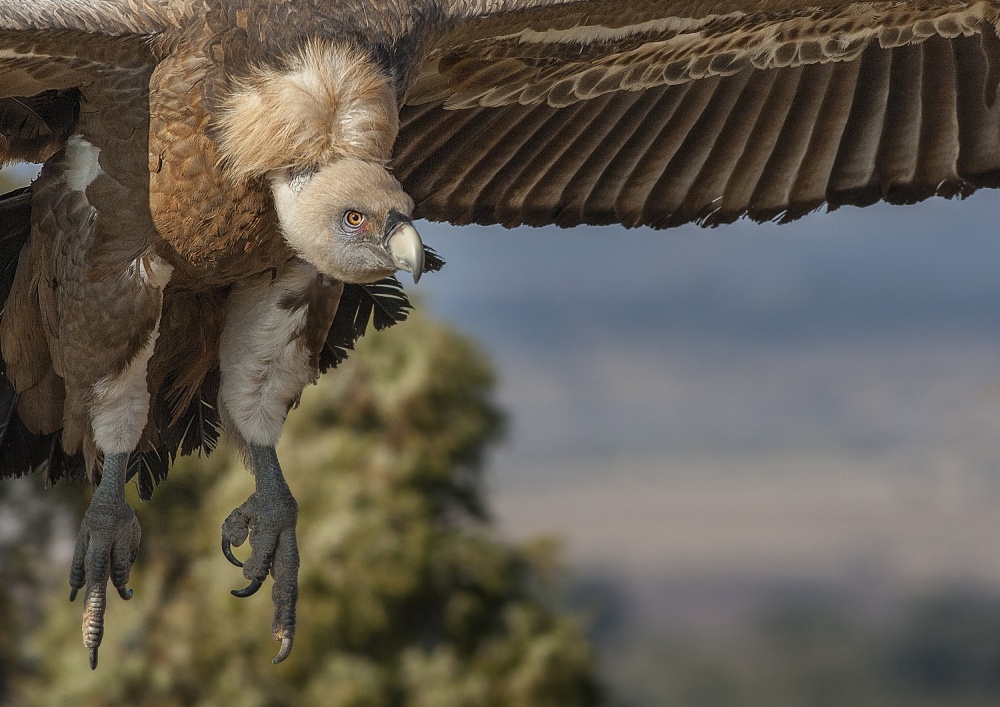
343;210;366;230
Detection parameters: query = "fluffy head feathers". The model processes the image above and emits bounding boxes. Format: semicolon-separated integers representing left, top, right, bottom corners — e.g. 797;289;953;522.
214;42;398;179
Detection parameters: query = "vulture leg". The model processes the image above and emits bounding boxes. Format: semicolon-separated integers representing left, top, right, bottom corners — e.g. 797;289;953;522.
217;260;340;664
18;126;171;669
68;451;141;670
221;445;298;664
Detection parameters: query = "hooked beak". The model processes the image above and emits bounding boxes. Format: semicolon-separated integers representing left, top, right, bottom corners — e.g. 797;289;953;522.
385;211;424;284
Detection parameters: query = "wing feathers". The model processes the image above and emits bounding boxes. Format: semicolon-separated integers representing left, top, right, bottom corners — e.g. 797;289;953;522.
915;35;963;200
875;42;923;200
583;84;688;224
0;0;186;35
643;70;750;227
498;94;613;226
953;28;1000;188
518;92;619;225
716;66;803;223
825;41;892;206
784;58;862;219
747;62;834;222
620;75;729;227
478;100;589;226
685;69;776;224
0;90;79;165
443;102;556;223
556;86;672;226
399;105;498;214
402;3;1000;230
400;24;1000;229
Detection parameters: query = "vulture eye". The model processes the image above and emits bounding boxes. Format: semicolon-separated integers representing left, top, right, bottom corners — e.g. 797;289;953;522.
343;210;366;231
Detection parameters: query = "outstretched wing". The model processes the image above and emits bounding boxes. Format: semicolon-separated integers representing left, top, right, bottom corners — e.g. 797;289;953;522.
0;0;189;164
398;0;1000;228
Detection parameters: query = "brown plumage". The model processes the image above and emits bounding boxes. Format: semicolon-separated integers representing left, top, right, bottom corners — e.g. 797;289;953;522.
3;0;1000;669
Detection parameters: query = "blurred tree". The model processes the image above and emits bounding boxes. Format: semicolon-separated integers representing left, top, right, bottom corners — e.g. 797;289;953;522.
1;311;601;706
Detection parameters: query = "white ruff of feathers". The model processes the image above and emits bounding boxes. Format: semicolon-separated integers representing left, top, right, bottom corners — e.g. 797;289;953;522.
214;41;398;178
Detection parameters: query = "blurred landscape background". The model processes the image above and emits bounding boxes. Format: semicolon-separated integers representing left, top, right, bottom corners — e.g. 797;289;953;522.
416;189;1000;705
5;165;1000;703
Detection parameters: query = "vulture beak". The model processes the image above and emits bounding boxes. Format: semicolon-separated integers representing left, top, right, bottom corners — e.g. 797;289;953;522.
384;210;424;284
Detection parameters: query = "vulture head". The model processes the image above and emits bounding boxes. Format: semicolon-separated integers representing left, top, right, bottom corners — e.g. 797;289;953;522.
270;159;423;284
215;41;423;283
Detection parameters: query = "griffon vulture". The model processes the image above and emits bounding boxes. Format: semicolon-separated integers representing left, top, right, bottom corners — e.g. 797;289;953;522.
3;0;1000;668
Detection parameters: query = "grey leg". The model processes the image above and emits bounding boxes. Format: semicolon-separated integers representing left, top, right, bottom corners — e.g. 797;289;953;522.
221;444;299;664
68;451;141;670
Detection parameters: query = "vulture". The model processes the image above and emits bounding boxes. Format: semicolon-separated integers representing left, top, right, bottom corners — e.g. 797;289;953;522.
3;0;1000;668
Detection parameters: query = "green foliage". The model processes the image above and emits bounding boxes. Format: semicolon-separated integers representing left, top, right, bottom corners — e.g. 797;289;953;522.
1;312;601;706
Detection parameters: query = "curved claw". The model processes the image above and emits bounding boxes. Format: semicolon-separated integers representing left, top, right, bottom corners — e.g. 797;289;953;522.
232;577;264;598
69;586;80;602
89;646;98;671
272;637;293;664
222;537;244;568
116;585;133;601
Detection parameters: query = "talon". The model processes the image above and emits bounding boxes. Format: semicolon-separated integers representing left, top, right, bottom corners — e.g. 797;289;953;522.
232;578;264;598
273;637;293;664
69;451;141;669
227;446;300;664
222;537;243;568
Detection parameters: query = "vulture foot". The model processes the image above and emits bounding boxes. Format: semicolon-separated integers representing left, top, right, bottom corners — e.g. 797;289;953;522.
68;451;141;670
221;444;299;664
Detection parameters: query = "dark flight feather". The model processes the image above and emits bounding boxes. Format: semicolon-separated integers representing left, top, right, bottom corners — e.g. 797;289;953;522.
0;186;50;478
318;246;444;373
0;97;50;139
149;365;223;493
127;448;170;502
0;90;79;164
319;281;406;370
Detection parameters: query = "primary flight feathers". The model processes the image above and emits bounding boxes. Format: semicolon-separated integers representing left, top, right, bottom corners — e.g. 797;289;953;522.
4;1;1000;233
